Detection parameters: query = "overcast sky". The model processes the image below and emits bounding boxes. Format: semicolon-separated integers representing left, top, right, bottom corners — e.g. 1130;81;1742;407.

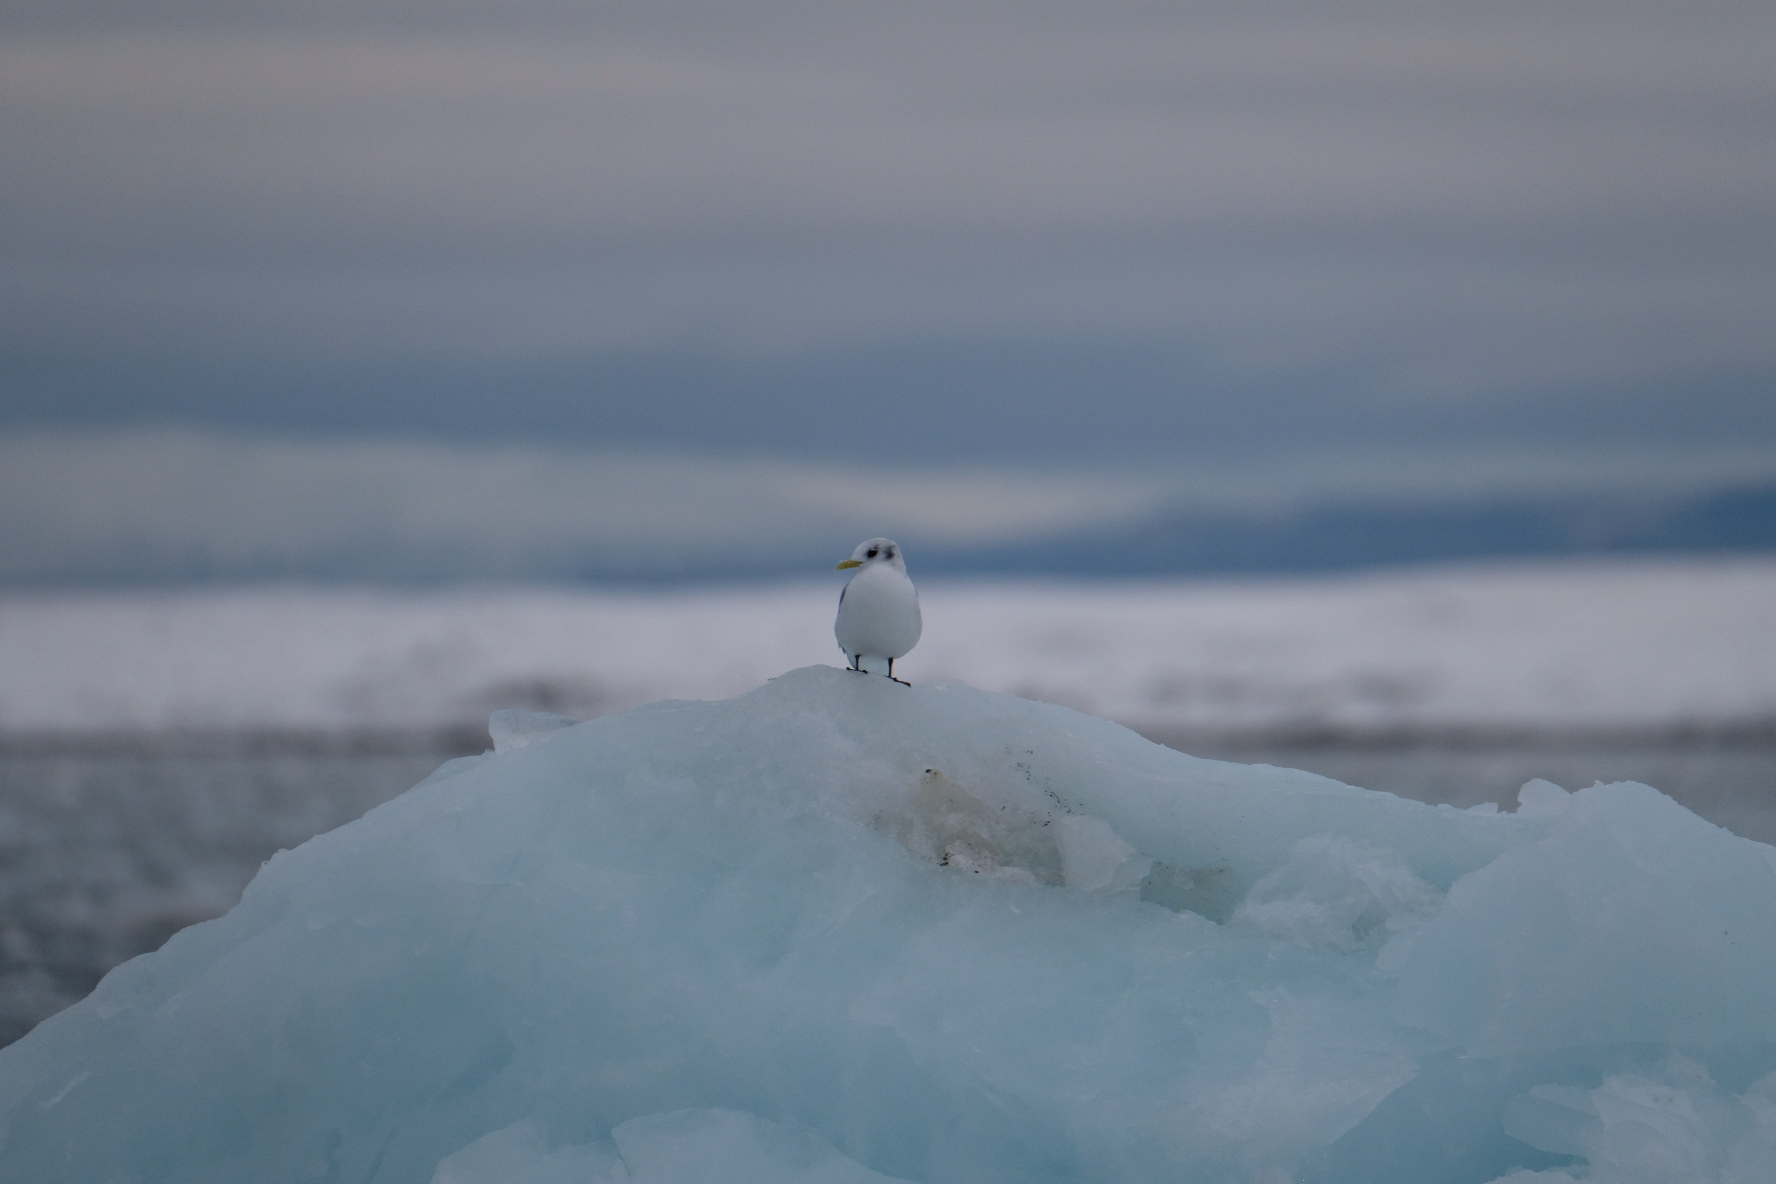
2;1;1773;579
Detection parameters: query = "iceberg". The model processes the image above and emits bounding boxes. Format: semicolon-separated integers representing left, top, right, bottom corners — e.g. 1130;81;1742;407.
1;666;1773;1183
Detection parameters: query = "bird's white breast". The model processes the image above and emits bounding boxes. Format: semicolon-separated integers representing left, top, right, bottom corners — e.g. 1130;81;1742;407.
835;564;922;660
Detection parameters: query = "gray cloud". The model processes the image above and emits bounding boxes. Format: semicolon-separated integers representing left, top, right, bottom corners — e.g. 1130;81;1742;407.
0;431;1182;583
4;430;1772;585
2;0;1772;397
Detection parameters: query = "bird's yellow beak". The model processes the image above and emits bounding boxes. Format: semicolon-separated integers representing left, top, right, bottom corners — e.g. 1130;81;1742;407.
836;559;862;570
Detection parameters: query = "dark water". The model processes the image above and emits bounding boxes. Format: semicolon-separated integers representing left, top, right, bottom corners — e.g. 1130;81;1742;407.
0;751;444;1047
1;742;1772;1048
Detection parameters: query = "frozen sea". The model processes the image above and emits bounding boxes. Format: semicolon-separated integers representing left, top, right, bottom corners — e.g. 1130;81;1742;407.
1;556;1773;1047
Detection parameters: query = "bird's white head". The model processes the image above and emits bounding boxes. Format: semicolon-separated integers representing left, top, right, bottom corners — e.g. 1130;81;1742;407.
836;538;907;574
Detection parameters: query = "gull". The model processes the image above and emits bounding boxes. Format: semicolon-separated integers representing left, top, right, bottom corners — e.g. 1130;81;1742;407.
835;538;922;684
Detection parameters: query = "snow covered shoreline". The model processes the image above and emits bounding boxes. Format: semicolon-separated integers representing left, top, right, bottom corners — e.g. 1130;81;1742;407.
4;557;1775;747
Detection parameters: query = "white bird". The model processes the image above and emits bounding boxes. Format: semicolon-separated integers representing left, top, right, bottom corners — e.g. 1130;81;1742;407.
834;538;922;683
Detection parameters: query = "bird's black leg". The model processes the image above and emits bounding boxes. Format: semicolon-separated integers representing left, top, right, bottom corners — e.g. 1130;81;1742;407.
848;654;863;673
889;658;910;687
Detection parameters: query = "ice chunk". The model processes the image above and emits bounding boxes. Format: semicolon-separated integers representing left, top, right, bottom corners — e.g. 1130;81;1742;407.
1233;833;1441;950
612;1109;912;1184
1392;780;1776;1055
1518;777;1574;815
433;1110;908;1184
1055;814;1151;894
488;707;578;752
0;666;1772;1184
1493;1058;1776;1184
432;1119;621;1184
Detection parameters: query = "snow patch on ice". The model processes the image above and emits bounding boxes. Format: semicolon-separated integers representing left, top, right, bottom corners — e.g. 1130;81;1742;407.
871;767;1056;885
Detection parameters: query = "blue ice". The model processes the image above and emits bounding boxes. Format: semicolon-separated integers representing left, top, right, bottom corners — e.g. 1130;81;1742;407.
2;666;1773;1183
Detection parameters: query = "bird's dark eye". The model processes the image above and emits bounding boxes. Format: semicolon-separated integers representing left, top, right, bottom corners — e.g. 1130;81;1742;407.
867;548;878;558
